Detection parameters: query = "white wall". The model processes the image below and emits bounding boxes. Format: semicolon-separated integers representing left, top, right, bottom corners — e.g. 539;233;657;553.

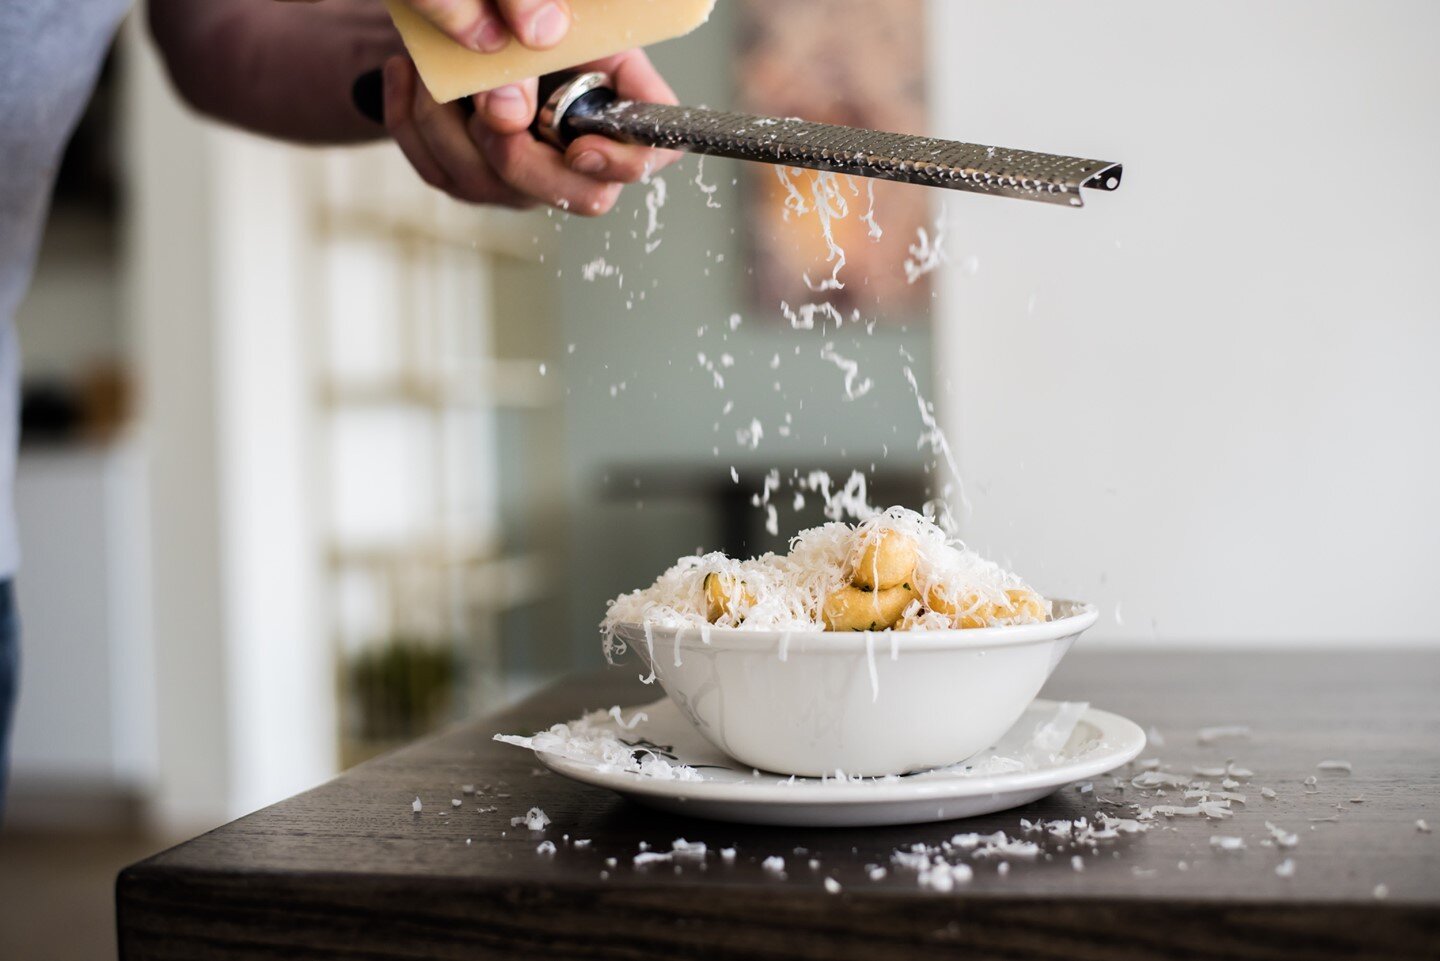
929;0;1440;645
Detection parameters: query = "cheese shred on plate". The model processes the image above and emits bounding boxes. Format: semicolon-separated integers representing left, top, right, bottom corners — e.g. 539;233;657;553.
603;507;1048;646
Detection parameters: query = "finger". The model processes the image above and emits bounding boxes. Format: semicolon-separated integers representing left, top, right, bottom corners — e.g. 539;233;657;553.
607;47;679;106
406;0;509;53
471;117;622;215
409;71;532;207
564;136;680;183
493;0;570;50
384;57;453;193
561;49;681;181
472;76;539;134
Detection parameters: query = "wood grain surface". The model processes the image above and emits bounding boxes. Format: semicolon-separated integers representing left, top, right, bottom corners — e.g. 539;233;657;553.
117;651;1440;960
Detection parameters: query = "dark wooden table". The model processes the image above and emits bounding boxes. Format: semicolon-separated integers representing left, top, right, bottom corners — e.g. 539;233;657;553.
118;651;1440;960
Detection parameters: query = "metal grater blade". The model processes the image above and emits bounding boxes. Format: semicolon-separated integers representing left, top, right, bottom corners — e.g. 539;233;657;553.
554;94;1121;207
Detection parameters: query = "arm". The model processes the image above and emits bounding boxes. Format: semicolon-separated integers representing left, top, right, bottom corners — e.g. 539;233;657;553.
147;0;679;212
147;0;401;144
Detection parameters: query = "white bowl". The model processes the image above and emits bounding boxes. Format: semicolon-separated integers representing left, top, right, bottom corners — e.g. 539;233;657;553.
611;600;1098;778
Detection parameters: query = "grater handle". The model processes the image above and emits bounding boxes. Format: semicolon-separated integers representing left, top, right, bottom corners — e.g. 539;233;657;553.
534;71;1121;207
534;71;618;147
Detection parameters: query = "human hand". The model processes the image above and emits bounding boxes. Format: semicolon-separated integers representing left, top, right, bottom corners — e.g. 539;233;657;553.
280;0;574;54
382;48;681;214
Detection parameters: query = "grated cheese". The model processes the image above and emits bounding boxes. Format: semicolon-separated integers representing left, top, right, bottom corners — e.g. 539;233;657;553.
1265;821;1299;848
902;206;947;284
602;507;1048;639
693;156;721;209
642;175;667;253
495;712;704;782
510;807;551;831
1197;725;1251;744
861;180;882;240
1138;801;1233;820
819;343;874;400
772;167;854;294
1132;770;1192;789
671;839;707;860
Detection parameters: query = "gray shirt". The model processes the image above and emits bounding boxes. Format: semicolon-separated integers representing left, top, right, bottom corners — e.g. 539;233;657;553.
0;0;131;577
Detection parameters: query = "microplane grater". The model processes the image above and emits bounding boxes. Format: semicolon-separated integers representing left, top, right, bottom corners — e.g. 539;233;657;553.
536;72;1122;207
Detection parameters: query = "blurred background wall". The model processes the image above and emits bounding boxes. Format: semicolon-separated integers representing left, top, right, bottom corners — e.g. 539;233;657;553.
5;1;939;838
3;0;1437;853
929;0;1440;646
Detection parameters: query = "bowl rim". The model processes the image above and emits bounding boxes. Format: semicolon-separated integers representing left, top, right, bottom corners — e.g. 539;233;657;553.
610;598;1098;654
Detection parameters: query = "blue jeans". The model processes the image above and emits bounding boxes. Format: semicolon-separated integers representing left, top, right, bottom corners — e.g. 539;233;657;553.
0;580;16;816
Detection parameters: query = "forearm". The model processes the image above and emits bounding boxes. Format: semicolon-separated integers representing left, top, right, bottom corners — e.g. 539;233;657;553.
147;0;401;144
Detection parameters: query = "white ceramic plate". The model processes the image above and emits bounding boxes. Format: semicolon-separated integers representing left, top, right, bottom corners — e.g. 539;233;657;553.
532;696;1146;827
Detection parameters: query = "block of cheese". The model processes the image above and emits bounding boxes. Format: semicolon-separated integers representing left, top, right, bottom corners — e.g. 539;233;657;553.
385;0;716;103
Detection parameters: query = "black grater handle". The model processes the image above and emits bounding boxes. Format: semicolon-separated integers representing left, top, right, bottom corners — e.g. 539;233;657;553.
533;71;619;149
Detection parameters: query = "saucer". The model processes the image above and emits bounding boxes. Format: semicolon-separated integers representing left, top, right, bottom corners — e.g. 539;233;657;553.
503;697;1145;827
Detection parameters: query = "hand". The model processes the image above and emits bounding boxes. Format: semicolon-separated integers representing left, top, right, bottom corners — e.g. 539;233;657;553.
405;0;572;53
383;48;681;214
279;0;574;54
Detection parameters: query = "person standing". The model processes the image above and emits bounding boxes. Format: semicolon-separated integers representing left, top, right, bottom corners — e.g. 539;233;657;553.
0;0;677;810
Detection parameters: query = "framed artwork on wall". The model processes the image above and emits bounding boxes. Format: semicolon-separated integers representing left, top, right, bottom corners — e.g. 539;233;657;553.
737;0;933;321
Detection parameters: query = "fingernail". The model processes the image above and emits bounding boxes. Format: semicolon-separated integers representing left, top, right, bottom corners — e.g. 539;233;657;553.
528;2;568;48
570;151;606;175
472;19;508;53
487;84;528;122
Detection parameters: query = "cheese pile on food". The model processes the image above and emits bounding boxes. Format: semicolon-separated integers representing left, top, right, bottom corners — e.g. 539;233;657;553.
603;507;1048;634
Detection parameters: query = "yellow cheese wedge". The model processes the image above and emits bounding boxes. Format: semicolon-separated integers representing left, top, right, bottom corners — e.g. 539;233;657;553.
385;0;716;103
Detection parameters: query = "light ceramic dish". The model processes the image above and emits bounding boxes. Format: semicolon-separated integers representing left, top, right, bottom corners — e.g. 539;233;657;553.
533;696;1145;827
609;600;1099;777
